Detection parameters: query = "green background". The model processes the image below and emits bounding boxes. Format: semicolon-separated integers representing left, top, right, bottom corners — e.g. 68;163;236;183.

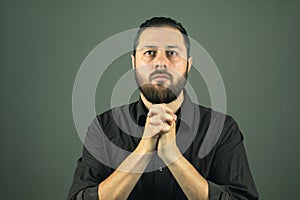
1;0;299;199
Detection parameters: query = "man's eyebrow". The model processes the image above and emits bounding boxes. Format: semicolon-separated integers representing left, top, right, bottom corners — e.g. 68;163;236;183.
165;45;181;50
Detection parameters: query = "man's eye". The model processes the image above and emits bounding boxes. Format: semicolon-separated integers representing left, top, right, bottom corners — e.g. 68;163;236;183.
144;50;155;56
167;50;177;56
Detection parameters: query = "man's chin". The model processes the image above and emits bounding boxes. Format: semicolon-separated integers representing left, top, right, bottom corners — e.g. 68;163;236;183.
153;84;168;91
152;81;170;88
139;86;180;104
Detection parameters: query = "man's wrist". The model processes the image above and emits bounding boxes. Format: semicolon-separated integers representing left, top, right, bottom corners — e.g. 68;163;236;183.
159;144;182;165
135;138;157;154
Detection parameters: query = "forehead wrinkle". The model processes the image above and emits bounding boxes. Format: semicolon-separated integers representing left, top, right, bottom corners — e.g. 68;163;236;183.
165;45;182;51
138;45;183;51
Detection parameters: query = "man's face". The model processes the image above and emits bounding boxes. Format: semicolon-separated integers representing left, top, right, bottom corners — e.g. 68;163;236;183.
132;27;192;104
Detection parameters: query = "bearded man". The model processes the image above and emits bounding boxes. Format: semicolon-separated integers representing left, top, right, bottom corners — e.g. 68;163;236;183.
68;17;259;200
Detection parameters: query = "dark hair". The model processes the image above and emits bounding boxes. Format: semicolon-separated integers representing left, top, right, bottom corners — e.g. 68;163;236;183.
133;17;190;58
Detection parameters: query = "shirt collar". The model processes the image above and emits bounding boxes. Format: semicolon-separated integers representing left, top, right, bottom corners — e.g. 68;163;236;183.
136;90;195;130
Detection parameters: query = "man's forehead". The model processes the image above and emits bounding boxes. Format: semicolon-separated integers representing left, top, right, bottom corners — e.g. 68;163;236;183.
137;27;185;48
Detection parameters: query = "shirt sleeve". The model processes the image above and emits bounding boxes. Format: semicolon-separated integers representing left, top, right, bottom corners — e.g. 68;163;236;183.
207;116;259;200
67;146;112;200
67;118;112;200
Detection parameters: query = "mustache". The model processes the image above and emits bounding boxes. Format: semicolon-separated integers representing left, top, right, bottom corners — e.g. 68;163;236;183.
149;70;173;81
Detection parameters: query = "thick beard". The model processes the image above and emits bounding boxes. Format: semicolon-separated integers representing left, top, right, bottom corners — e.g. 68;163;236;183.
135;69;188;104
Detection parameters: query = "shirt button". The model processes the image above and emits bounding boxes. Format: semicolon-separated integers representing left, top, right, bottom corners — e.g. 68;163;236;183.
158;167;163;172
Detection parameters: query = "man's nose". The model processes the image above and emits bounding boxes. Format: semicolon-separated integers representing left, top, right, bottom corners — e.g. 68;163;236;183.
154;51;168;69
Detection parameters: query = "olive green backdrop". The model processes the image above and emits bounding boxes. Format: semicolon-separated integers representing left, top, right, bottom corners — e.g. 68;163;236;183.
1;1;299;199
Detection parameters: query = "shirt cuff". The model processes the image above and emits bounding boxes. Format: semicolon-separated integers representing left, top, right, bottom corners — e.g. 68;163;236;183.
208;180;227;200
76;186;98;200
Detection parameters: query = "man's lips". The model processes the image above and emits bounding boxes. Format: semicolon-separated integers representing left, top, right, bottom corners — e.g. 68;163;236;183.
151;74;170;81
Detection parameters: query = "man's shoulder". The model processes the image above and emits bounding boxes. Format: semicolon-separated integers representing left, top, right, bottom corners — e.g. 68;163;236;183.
195;103;240;137
95;101;139;123
196;103;235;122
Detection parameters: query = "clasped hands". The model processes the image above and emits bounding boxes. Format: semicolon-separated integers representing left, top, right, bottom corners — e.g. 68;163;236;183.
136;104;181;164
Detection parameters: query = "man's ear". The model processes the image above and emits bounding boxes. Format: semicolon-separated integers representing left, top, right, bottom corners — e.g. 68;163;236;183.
131;55;135;69
187;57;193;72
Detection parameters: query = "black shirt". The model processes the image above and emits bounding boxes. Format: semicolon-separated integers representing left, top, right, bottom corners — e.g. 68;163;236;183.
68;93;259;200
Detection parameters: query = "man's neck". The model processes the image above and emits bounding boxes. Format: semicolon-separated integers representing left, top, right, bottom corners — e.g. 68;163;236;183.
140;91;184;113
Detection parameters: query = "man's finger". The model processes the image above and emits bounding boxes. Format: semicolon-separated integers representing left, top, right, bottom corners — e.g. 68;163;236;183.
161;113;175;124
148;115;164;125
